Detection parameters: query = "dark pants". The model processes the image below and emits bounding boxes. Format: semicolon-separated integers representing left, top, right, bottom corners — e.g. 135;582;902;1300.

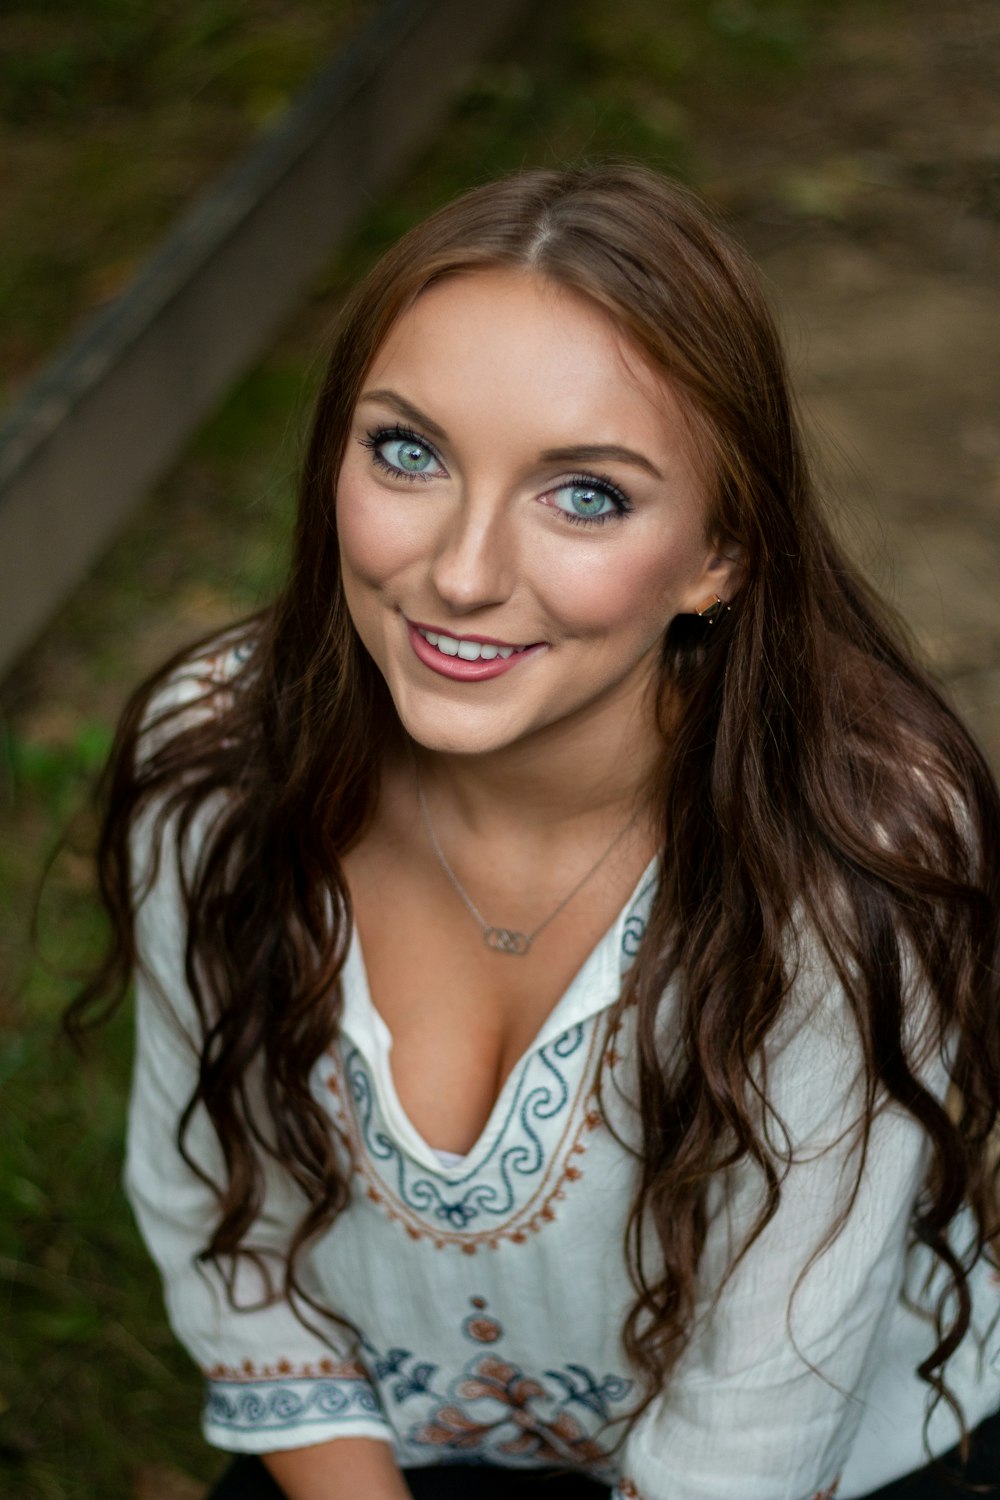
860;1404;1000;1499
209;1460;609;1497
208;1406;1000;1498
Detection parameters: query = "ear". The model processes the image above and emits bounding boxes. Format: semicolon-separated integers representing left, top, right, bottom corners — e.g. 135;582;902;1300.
684;538;745;617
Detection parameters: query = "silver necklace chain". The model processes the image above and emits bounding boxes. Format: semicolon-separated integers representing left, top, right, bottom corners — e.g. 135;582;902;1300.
414;767;640;956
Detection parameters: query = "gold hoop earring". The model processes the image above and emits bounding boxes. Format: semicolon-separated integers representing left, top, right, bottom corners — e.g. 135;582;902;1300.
696;595;731;626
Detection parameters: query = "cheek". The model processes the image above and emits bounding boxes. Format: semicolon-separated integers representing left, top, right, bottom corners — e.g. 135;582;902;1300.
535;531;706;640
335;469;411;590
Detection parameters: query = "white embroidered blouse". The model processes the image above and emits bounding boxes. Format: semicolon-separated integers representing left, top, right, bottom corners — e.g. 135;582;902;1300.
125;656;1000;1500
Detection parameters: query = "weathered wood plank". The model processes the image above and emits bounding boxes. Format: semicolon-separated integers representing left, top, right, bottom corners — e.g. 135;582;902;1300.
0;0;528;678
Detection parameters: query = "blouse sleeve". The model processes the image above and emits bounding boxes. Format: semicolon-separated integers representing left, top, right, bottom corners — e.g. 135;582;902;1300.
124;791;391;1455
610;944;946;1500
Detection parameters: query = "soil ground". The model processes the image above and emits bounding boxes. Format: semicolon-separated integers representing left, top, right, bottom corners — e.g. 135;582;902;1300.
716;0;1000;764
1;0;998;1496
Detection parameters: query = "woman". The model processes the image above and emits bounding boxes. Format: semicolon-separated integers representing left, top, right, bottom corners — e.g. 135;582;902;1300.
73;165;1000;1499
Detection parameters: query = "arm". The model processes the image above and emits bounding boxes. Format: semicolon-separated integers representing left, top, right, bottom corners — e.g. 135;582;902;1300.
612;945;945;1500
262;1437;412;1500
125;796;394;1461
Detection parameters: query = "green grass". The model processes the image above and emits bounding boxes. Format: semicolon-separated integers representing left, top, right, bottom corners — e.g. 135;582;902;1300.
0;0;898;1492
0;351;306;1494
0;714;212;1497
0;1014;211;1499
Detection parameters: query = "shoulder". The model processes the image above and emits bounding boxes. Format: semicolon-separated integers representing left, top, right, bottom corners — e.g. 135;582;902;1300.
129;625;260;897
138;625;259;755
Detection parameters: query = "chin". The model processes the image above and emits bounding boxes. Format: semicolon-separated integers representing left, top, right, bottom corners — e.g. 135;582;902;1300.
389;693;522;758
399;718;516;758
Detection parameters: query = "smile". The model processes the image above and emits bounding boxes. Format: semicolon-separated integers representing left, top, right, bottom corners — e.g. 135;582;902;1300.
405;619;546;681
416;628;527;661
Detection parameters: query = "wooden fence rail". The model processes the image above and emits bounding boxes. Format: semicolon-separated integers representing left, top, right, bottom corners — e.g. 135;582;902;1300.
0;0;528;680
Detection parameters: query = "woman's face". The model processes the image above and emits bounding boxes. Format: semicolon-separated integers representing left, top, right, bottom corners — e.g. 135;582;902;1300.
336;267;737;759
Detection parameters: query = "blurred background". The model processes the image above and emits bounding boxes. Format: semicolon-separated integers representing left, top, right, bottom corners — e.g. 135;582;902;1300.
1;1;998;1496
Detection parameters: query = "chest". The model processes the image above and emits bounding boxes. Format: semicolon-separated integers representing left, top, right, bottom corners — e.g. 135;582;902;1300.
341;837;646;1156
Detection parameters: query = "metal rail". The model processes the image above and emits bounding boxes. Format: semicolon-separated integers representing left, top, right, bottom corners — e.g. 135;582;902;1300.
0;0;528;680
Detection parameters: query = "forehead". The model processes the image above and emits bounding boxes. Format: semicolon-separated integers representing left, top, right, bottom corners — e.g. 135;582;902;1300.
363;267;698;470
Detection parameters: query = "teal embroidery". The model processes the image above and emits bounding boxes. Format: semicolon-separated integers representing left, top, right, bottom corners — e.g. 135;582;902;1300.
345;1025;586;1229
376;1298;631;1473
329;873;655;1247
544;1364;632;1422
621;875;655;959
371;1347;440;1403
204;1375;382;1435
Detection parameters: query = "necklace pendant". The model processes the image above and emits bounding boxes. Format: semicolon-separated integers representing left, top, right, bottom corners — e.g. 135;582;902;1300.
483;926;531;956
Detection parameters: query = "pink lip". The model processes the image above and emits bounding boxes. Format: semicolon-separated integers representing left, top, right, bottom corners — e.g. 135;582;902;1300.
405;620;547;681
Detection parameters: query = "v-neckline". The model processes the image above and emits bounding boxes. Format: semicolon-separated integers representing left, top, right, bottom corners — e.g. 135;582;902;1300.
338;855;659;1178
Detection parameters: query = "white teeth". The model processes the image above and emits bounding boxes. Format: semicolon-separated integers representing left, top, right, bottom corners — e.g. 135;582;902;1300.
416;626;525;662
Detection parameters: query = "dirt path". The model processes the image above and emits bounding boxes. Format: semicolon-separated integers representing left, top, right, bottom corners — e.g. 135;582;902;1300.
694;0;1000;761
780;243;1000;761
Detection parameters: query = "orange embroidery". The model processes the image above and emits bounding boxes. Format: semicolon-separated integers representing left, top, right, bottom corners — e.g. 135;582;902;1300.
323;1016;609;1250
412;1352;610;1469
463;1314;502;1344
615;1474;839;1499
204;1355;366;1383
360;1296;632;1475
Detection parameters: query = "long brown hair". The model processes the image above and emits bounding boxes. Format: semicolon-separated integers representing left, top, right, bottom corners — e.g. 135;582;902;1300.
70;164;1000;1439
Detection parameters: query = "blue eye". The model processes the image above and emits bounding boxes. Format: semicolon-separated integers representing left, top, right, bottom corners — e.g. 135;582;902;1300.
383;437;434;473
551;477;630;525
360;425;442;480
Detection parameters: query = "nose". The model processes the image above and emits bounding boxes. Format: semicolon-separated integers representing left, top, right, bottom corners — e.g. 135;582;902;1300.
428;489;515;615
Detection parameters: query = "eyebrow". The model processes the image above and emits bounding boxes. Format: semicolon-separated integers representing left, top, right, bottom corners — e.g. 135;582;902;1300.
358;389;448;444
358;388;664;481
539;443;663;480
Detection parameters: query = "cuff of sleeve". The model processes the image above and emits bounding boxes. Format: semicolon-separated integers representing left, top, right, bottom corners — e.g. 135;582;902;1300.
201;1362;392;1454
611;1479;841;1500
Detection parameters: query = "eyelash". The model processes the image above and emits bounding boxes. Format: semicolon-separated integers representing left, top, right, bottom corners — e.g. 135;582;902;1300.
357;424;633;527
358;425;440;482
556;473;633;527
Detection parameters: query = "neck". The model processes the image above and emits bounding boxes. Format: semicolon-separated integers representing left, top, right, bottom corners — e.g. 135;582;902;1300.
407;686;666;847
